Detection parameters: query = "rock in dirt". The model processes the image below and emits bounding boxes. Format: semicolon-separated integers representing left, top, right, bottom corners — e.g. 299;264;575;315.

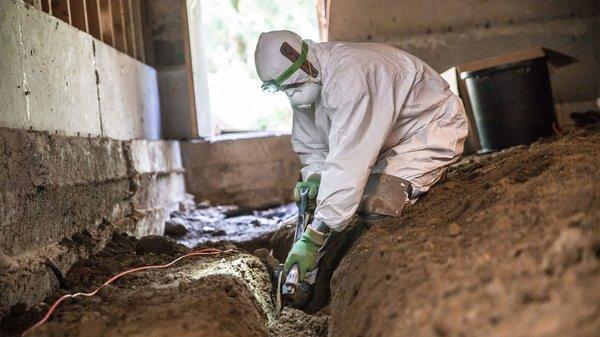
542;228;597;276
448;222;462;237
134;235;179;255
269;308;329;337
0;254;19;273
168;203;297;257
164;218;188;237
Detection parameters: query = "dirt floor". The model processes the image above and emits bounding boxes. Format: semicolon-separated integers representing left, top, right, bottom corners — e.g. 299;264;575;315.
2;126;598;337
0;233;325;337
329;126;600;337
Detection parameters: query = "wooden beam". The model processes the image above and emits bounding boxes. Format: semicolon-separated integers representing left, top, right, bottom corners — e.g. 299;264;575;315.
318;0;332;41
119;0;133;56
111;0;126;52
140;0;154;65
69;0;88;32
128;0;146;61
41;0;52;13
51;0;71;24
85;0;102;40
98;0;114;46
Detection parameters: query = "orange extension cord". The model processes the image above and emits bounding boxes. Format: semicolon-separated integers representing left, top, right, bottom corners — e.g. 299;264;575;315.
22;247;234;336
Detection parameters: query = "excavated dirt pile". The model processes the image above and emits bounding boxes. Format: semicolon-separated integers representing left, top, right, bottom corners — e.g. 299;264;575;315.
1;233;326;337
329;127;600;337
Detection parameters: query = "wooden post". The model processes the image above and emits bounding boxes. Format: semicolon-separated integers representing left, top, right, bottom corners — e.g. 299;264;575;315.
86;0;102;40
98;0;114;46
69;0;89;32
51;0;71;24
120;0;134;56
111;0;126;52
41;0;52;13
128;0;146;61
316;0;330;41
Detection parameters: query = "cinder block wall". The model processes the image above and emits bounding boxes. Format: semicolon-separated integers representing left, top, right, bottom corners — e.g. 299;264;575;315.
327;0;599;104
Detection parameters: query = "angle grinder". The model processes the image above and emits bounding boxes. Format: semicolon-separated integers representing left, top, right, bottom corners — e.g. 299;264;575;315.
274;186;314;313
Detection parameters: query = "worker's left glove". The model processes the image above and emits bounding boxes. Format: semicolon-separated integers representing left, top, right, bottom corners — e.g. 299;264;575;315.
294;176;320;210
284;226;328;280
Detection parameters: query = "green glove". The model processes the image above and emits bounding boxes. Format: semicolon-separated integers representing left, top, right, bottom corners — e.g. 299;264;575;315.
294;176;320;205
284;226;327;279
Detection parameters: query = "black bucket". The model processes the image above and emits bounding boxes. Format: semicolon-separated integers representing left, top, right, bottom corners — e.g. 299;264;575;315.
461;57;557;153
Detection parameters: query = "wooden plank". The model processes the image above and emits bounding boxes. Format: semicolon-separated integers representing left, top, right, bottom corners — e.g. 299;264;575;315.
69;0;88;32
85;0;102;40
129;0;146;61
41;0;52;13
98;0;114;46
111;0;126;52
316;0;329;41
120;0;133;56
51;0;71;24
140;0;154;65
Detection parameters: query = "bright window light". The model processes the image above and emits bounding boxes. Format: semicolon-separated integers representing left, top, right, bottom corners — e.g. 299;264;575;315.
202;0;319;133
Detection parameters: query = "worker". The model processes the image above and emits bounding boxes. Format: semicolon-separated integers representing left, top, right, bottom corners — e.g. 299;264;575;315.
255;30;468;285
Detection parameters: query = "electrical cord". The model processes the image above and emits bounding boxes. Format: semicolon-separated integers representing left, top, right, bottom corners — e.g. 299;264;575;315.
22;247;234;336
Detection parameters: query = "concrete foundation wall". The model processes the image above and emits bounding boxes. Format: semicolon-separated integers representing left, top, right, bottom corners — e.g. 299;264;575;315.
327;0;600;103
0;128;190;318
0;0;160;140
182;133;302;210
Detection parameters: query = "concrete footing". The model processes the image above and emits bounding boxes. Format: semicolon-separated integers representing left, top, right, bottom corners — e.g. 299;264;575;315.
181;133;301;210
0;128;191;318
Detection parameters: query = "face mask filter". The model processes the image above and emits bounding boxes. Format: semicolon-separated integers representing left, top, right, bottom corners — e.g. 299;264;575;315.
285;82;321;109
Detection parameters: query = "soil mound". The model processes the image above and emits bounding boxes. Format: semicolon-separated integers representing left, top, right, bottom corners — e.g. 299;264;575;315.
329;128;600;337
2;234;273;337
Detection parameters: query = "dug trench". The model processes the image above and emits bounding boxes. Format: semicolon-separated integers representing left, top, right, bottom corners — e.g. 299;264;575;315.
2;126;599;336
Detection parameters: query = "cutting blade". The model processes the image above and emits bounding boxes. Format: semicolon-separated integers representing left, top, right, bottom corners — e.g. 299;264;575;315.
275;266;284;315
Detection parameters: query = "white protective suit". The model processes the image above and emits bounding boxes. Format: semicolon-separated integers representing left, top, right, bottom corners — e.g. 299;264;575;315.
255;31;468;231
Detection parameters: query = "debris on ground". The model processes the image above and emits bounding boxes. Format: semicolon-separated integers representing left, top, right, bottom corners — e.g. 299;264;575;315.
166;203;297;255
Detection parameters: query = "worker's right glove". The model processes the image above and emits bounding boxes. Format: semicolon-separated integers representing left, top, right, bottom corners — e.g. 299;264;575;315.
294;176;320;208
284;226;327;280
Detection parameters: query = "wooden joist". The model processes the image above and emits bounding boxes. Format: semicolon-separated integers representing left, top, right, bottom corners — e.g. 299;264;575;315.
85;0;102;40
51;0;71;24
30;0;146;62
69;0;88;32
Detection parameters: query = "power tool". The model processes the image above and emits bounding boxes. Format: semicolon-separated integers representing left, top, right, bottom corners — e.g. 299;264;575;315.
274;186;314;313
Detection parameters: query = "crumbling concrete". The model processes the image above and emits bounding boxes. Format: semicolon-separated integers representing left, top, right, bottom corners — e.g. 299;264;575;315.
0;128;190;319
181;133;302;210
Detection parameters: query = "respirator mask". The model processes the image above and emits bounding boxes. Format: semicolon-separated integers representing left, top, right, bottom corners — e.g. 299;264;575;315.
284;82;321;109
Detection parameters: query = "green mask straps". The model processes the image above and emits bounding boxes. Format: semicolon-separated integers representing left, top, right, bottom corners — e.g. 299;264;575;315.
261;41;309;93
